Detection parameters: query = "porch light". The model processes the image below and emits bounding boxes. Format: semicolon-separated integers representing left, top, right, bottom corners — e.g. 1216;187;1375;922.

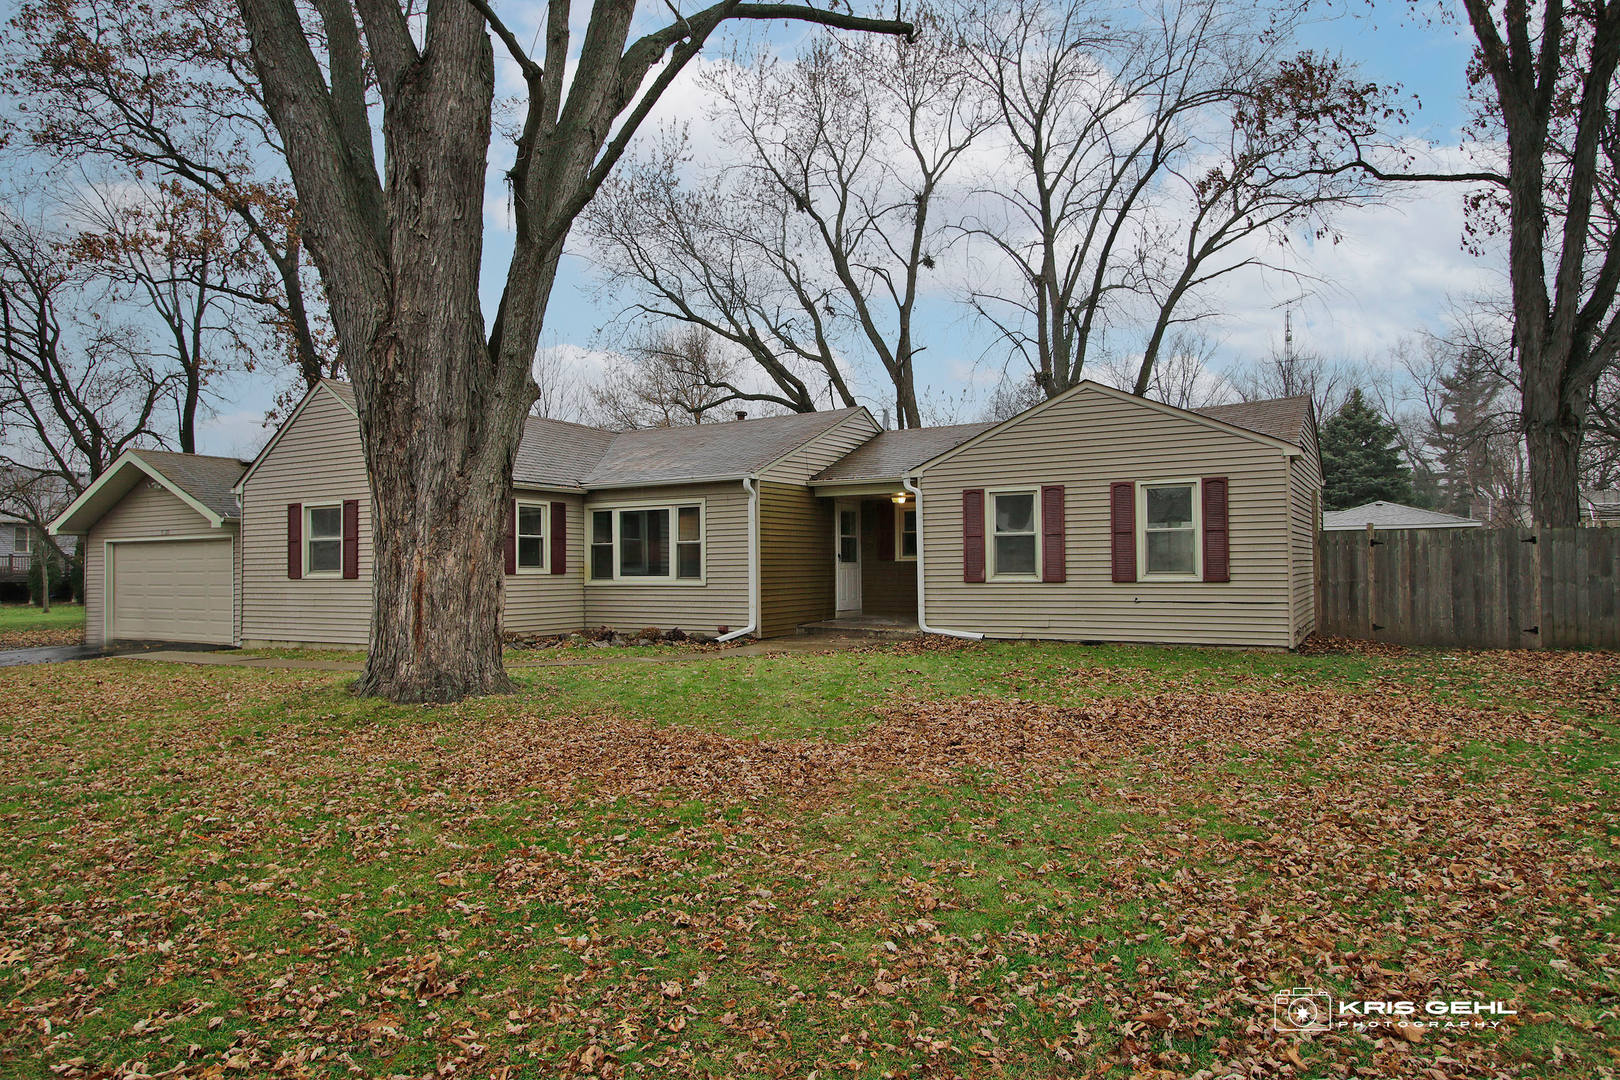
892;493;908;505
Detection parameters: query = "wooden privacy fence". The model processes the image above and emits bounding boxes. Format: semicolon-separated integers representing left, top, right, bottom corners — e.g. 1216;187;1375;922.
1316;527;1620;649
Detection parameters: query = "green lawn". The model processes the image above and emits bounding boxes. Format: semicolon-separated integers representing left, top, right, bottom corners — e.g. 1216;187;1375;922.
0;603;84;635
0;640;1615;1078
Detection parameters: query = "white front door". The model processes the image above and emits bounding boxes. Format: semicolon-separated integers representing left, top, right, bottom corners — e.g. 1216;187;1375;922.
835;501;861;613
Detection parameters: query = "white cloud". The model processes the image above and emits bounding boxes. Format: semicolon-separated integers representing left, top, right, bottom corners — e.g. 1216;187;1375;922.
195;410;272;460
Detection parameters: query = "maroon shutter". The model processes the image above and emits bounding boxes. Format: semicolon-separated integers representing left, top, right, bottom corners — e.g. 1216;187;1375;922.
1109;482;1136;583
504;499;517;575
963;489;985;583
877;500;896;561
1202;477;1230;583
1041;485;1065;583
550;500;567;575
286;503;302;580
341;499;360;579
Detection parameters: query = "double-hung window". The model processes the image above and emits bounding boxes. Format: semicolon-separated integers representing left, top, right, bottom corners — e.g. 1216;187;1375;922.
898;505;918;560
306;505;343;574
589;502;704;583
1140;481;1199;578
990;490;1038;578
516;502;546;571
12;526;29;554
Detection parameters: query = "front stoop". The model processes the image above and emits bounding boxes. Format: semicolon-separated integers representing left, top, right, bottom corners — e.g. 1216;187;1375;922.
797;616;923;639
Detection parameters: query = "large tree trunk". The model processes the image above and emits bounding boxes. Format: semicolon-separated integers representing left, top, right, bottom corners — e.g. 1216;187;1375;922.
1522;372;1587;526
344;8;529;702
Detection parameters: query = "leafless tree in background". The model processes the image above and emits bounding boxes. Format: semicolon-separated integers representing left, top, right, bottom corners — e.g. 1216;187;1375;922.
584;138;855;415
1095;330;1231;409
0;210;168;560
3;0;332;392
67;178;267;452
962;0;1393;401
704;9;990;427
586;326;749;429
587;8;985;427
1227;344;1360;422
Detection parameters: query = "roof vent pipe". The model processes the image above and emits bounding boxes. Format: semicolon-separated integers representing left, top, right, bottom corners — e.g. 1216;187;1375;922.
735;411;747;422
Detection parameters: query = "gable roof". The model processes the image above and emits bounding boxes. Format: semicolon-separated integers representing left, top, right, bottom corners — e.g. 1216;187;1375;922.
914;381;1309;477
1322;501;1483;531
50;449;249;535
812;422;997;483
1193;397;1313;447
580;408;868;487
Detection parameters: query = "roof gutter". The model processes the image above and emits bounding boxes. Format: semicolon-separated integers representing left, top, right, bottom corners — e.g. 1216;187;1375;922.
717;477;759;643
903;475;982;641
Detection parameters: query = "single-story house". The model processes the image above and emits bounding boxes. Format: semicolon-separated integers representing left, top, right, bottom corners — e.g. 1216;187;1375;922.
1322;501;1484;531
51;379;1322;650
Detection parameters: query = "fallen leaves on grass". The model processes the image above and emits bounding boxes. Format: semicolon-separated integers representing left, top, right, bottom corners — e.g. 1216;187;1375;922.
0;650;1615;1079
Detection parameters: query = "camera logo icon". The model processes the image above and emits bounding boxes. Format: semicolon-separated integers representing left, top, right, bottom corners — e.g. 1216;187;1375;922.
1274;987;1332;1032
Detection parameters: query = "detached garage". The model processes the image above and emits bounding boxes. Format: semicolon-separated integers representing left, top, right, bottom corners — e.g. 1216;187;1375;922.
50;449;249;648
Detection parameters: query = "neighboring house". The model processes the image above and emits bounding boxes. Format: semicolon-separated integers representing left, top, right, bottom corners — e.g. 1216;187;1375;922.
1322;501;1484;532
2;468;84;582
51;379;1323;650
0;514;35;582
1583;489;1620;526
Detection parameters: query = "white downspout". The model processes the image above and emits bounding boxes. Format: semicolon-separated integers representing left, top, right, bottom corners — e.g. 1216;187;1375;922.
717;477;759;642
903;475;983;641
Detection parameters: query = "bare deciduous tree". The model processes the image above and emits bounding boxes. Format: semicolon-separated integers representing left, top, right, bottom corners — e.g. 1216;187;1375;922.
67;179;268;452
703;10;990;426
1335;0;1620;524
231;0;911;700
0;210;168;562
962;0;1392;400
4;0;332;390
586;326;747;429
585;139;856;415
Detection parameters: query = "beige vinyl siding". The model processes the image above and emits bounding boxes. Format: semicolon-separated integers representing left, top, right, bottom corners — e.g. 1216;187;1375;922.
759;482;834;637
504;492;586;636
917;387;1296;647
240;387;372;647
759;412;882;484
583;481;751;634
84;482;230;649
1288;423;1323;643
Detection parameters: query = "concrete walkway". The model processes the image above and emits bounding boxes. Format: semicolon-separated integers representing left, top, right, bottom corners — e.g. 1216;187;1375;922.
109;634;876;674
0;641;223;669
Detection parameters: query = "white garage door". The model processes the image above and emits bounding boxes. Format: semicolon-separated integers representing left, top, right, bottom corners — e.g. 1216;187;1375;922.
111;539;234;644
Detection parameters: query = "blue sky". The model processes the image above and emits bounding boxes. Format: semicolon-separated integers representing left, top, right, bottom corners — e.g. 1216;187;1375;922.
197;0;1493;455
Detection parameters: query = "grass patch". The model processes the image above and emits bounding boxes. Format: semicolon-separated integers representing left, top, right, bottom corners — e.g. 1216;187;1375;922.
0;641;1615;1078
0;603;84;634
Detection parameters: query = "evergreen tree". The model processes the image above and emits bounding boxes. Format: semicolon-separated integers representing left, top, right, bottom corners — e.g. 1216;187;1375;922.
1320;389;1416;510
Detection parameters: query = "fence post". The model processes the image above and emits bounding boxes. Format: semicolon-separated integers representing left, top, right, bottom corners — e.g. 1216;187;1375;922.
1363;522;1375;638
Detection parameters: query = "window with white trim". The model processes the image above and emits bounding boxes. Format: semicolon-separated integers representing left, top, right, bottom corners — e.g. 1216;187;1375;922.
898;504;917;560
1140;481;1199;578
12;526;29;553
990;490;1038;578
516;502;546;571
589;502;704;582
306;505;343;574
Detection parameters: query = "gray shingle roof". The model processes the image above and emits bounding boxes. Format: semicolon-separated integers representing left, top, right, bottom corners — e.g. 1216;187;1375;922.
1194;396;1313;446
135;450;248;520
580;408;867;487
1322;501;1483;531
321;382;861;488
812;422;997;482
514;416;617;489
